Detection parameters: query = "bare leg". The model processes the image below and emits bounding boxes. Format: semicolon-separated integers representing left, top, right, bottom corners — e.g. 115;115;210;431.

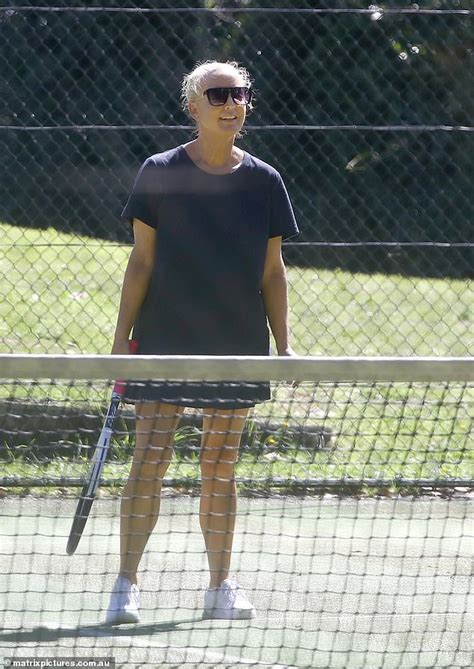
199;408;249;589
119;402;184;584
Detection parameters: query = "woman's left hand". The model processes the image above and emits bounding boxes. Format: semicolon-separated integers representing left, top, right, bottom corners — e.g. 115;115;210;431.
278;346;297;357
277;346;299;387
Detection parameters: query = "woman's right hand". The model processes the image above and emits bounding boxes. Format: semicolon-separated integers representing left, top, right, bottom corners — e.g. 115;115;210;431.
111;338;131;355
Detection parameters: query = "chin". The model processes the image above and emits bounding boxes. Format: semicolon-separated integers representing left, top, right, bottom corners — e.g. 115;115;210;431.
217;123;244;135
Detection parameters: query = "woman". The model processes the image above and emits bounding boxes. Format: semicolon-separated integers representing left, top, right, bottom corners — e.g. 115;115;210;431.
106;60;298;624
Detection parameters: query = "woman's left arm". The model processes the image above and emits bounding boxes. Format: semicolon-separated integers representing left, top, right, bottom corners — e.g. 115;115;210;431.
261;236;295;356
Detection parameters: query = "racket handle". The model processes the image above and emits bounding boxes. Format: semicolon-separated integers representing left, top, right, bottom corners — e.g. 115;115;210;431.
112;339;138;395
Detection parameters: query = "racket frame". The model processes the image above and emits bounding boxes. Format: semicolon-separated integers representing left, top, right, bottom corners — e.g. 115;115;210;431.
66;341;137;555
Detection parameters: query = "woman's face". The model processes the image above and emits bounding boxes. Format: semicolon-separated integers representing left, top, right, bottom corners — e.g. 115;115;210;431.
189;69;248;138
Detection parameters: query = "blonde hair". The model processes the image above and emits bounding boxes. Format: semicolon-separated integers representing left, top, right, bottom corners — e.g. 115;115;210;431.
181;60;253;115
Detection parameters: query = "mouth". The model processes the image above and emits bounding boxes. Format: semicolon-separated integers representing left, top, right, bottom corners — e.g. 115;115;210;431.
220;116;238;121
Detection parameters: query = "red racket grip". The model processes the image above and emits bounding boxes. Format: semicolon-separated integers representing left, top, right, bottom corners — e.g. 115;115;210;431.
112;339;138;395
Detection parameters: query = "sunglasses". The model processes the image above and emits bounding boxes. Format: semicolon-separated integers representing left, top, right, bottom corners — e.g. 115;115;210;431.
203;86;252;106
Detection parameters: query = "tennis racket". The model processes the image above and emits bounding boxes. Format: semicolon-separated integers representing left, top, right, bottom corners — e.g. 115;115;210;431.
66;340;138;555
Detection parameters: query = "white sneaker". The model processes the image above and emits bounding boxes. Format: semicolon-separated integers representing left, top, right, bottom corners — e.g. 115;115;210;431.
105;575;141;625
203;579;256;620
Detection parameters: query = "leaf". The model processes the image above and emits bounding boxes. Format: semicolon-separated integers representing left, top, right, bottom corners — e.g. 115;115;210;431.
345;151;382;172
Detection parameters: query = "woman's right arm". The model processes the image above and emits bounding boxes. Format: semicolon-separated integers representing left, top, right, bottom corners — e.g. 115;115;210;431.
111;218;156;354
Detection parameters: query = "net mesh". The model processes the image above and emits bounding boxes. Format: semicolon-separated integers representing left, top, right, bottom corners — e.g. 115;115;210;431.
0;356;472;668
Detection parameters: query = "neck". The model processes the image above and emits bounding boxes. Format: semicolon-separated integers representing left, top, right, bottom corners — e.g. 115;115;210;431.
191;133;237;167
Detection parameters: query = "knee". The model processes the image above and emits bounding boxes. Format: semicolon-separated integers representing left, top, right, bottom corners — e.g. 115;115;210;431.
130;457;171;486
200;459;236;484
134;442;173;467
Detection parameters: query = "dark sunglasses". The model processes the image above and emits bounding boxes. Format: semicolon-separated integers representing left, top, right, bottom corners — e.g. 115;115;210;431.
203;86;252;106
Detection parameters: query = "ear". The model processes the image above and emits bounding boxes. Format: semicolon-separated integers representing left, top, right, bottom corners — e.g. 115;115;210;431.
188;100;199;120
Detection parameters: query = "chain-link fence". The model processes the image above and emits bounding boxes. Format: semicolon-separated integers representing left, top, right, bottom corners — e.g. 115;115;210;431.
1;2;472;356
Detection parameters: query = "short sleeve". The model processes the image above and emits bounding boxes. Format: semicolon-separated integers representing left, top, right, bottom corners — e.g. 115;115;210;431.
121;158;159;229
269;172;299;240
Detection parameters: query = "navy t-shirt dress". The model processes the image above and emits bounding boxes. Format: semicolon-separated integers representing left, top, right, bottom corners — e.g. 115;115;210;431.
122;145;299;408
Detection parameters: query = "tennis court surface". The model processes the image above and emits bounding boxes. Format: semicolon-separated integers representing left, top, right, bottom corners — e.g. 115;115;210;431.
1;355;473;668
1;495;472;668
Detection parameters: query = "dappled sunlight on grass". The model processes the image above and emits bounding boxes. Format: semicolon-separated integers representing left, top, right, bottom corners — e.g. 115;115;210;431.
0;224;129;353
288;266;472;356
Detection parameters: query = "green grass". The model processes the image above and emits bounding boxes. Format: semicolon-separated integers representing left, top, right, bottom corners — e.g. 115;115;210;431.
0;224;129;354
289;266;472;357
0;222;472;355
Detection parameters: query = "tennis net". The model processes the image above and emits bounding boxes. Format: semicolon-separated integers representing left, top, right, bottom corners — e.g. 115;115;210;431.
0;355;472;669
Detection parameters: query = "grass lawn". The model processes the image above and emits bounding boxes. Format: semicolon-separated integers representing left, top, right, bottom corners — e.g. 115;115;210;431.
0;224;129;354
